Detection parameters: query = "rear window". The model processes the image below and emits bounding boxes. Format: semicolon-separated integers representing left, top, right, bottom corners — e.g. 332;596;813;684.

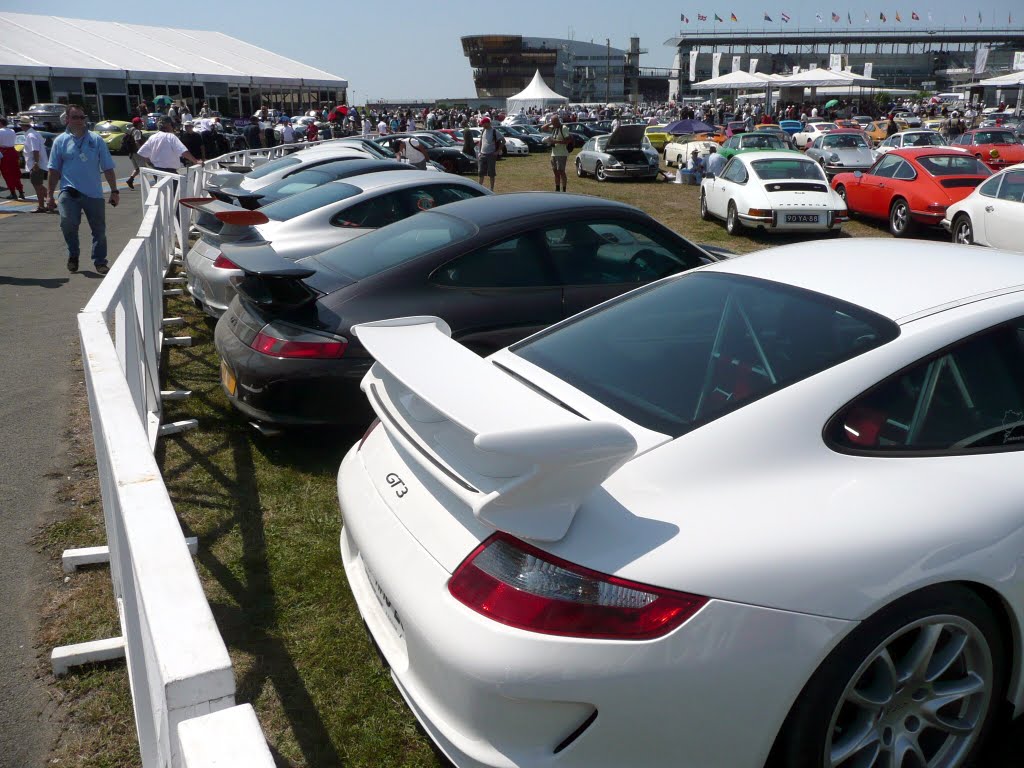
310;210;475;280
751;159;825;181
259;182;361;222
915;155;991;177
245;155;303;180
513;272;898;437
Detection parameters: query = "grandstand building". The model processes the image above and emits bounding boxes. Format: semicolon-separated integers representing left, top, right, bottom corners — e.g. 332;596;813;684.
665;27;1024;99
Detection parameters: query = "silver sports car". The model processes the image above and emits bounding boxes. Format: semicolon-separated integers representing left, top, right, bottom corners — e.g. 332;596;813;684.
575;124;660;181
805;130;877;178
184;171;489;317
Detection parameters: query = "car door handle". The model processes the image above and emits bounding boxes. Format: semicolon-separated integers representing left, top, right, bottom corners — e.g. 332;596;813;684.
985;206;995;212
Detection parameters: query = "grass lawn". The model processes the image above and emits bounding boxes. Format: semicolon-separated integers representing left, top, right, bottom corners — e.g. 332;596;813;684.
44;149;967;767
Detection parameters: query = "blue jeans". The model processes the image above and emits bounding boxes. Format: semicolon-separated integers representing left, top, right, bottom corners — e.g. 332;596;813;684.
58;190;107;265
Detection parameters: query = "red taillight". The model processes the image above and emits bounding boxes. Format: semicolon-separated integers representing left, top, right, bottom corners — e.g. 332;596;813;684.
251;322;347;359
212;253;240;269
449;533;708;640
214;209;270;226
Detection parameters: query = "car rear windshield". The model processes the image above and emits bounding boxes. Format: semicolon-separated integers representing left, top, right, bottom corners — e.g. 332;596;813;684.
95;122;119;132
513;272;898;437
822;134;869;148
751;159;826;181
244;155;303;180
916;155;991;177
902;133;945;147
310;210;475;280
259;182;362;222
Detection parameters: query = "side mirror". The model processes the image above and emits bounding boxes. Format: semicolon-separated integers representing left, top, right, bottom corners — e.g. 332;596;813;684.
854;171;863;179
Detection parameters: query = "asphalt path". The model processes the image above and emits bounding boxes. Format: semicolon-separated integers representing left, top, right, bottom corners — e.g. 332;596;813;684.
0;156;142;768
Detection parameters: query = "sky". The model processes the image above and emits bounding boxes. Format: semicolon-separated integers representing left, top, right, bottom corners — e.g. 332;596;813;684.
4;1;1021;100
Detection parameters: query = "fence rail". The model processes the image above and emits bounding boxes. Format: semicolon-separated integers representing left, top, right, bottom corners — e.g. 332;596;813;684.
60;161;275;766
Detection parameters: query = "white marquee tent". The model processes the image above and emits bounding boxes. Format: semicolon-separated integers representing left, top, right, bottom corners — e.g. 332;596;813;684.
506;70;569;112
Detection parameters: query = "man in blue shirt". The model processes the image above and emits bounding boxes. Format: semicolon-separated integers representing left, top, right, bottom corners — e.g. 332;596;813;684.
46;103;119;274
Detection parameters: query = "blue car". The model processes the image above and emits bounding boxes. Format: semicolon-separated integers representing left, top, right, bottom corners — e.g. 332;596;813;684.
779;119;804;135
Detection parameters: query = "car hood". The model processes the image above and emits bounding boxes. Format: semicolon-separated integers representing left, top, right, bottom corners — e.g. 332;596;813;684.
606;123;648;149
824;146;875;163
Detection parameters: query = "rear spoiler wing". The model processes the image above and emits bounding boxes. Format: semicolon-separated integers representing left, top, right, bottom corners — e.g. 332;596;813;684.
354;317;637;542
179;197;268;239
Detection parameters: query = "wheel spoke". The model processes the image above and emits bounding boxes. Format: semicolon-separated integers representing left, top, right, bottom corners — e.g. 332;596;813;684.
894;733;928;768
829;714;880;766
920;676;983;736
897;624;943;685
926;627;969;682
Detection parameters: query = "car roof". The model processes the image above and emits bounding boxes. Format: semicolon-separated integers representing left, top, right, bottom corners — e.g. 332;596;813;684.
735;150;813;162
891;147;967;157
706;240;1024;322
427;192;641;229
334;170;469;192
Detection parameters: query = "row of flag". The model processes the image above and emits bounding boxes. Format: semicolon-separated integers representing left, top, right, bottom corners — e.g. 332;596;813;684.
680;11;1013;23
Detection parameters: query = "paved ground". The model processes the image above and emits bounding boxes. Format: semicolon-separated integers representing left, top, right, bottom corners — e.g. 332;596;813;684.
0;157;140;768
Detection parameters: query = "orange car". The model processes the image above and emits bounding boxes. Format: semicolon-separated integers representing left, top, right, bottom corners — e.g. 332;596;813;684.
865;118;910;145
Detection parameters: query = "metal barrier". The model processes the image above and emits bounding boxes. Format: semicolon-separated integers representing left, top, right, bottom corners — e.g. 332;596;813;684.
56;167;273;767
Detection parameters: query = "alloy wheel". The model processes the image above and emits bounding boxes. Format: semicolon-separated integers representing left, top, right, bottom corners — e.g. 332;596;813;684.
596;162;606;182
726;202;740;235
890;200;911;237
824;615;993;768
576;159;584;177
700;190;711;221
954;217;973;245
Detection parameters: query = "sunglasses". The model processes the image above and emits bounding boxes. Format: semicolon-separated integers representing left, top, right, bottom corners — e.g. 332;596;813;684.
68;114;86;120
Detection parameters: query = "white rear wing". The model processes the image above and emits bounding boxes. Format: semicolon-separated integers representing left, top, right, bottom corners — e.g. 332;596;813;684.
353;317;637;542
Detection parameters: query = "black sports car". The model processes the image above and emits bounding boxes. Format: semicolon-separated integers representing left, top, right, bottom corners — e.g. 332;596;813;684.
214;193;721;426
374;133;477;174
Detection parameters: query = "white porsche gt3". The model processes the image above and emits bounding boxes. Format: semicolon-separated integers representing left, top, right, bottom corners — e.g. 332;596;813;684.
701;151;849;235
338;239;1024;768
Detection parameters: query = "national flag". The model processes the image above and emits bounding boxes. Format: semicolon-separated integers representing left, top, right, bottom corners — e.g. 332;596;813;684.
764;12;773;21
682;14;690;22
880;11;886;21
895;11;902;22
911;11;919;21
978;11;982;22
864;11;870;22
698;13;708;20
730;12;738;21
816;12;822;22
781;11;791;22
715;13;724;21
832;11;840;22
847;12;852;23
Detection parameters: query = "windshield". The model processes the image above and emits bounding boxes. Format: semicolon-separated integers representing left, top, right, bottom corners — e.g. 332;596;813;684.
814;123;838;132
95;122;120;132
740;134;785;149
310;210;475;280
259;182;362;222
916;155;991;177
513;272;898;436
822;134;869;149
751;158;827;181
902;132;945;147
974;131;1018;145
245;155;303;180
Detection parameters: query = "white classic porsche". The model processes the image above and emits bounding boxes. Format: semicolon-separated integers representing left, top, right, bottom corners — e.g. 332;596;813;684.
338;239;1024;768
943;164;1024;252
700;151;849;235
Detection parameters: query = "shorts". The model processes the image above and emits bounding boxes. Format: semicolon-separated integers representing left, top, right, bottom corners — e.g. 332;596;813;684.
29;166;46;186
550;155;568;172
478;153;497;178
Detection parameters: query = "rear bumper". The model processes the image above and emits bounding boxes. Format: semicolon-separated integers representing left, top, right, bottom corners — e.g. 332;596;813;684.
338;440;854;768
185;244;237;318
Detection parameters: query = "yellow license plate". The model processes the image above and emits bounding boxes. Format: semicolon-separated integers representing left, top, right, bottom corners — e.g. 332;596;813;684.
220;361;237;397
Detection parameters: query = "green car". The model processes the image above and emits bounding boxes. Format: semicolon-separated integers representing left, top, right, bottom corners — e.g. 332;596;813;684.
94;120;155;154
717;132;792;160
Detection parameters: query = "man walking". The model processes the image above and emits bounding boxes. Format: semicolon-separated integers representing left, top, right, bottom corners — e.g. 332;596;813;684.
542;115;569;192
19;116;48;211
0;117;24;199
124;117;145;190
46;104;119;274
476;116;502;191
137;118;202;173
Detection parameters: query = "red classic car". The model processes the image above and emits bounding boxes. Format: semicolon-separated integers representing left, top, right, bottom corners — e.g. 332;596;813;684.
831;147;992;237
949;128;1024;170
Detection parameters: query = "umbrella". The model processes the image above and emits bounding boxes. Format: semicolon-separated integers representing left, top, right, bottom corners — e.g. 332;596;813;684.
335;105;349;115
824;99;840;109
664;119;714;135
153;95;172;107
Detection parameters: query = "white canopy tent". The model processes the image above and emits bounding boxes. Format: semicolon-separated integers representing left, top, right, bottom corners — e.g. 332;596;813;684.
977;71;1024;87
691;70;773;91
774;69;863;88
505;70;569;113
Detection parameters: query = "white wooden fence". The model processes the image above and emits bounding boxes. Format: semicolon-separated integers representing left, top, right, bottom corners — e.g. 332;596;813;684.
58;163;278;766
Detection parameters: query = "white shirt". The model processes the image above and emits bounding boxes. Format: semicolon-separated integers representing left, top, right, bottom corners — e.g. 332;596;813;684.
281;124;295;142
0;126;16;148
377;120;387;135
137;131;188;168
22;128;48;171
403;138;428;164
180;111;193;124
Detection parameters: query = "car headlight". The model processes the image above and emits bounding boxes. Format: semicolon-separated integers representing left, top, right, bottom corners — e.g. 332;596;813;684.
828;153;841;163
607;159;623;167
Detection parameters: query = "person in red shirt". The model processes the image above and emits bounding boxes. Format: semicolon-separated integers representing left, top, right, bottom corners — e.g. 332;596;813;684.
306;120;319;143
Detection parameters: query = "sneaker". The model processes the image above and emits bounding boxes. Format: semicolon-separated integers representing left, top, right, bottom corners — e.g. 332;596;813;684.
126;177;135;190
96;263;109;275
18;191;25;200
67;258;78;273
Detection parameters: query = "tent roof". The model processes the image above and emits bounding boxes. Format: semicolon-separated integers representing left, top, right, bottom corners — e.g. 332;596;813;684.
774;69;861;87
507;70;568;103
977;71;1024;87
692;70;773;90
0;11;346;86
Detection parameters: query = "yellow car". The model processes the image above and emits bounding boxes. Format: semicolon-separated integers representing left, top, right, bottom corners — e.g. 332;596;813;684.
95;120;155;154
865;119;908;146
644;124;672;151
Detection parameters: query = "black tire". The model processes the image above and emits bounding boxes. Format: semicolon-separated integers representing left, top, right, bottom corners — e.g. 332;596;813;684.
595;162;607;182
576;158;585;178
889;197;915;238
768;584;1007;768
725;201;741;235
700;190;712;221
953;214;974;245
835;184;847;204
